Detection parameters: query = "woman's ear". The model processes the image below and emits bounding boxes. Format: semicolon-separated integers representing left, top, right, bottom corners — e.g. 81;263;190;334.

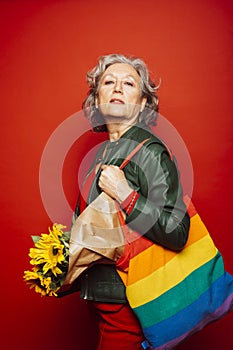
95;96;99;108
140;97;147;112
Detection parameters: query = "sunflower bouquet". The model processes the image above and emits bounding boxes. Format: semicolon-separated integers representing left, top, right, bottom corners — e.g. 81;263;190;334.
23;224;70;297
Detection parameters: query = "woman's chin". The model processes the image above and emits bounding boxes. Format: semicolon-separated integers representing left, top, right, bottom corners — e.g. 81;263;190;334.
100;104;127;117
100;107;141;125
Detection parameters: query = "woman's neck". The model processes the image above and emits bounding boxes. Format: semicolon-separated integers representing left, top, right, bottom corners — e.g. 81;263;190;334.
105;116;138;142
106;122;134;141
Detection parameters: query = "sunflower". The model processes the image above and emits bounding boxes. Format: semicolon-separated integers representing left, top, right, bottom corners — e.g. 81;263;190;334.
23;224;70;297
23;269;47;296
29;224;66;276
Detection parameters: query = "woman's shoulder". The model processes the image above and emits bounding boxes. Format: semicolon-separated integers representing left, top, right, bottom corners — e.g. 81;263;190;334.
130;123;171;156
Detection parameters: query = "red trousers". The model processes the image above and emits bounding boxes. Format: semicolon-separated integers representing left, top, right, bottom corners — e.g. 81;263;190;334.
89;302;146;350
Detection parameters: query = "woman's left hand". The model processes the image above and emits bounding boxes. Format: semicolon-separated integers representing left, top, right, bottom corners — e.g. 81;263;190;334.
98;164;133;203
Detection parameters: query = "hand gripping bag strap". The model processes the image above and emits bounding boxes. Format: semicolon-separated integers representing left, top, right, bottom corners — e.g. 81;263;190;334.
79;138;150;213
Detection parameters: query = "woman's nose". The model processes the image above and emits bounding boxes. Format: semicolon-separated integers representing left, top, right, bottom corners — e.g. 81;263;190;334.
114;80;123;93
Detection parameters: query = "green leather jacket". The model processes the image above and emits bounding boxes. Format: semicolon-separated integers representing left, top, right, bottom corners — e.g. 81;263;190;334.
74;123;190;303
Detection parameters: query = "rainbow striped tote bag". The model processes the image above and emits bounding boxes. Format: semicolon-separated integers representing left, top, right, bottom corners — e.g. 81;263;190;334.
116;197;233;349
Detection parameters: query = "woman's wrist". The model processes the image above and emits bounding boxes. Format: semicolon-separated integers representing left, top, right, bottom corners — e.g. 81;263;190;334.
120;190;140;215
114;181;134;204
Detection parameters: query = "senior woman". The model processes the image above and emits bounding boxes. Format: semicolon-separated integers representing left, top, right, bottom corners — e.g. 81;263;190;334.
74;54;190;350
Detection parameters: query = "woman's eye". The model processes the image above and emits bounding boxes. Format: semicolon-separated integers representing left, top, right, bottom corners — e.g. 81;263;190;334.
124;81;134;86
104;80;114;85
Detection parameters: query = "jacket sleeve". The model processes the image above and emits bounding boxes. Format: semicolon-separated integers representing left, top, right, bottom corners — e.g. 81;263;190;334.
125;142;190;251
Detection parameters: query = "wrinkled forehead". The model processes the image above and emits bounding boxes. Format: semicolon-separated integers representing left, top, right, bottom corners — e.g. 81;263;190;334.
102;63;141;81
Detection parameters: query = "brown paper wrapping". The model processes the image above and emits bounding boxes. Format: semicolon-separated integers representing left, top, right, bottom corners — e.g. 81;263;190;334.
63;192;125;286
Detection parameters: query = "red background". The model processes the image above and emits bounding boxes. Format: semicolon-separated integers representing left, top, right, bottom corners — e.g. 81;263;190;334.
1;0;232;349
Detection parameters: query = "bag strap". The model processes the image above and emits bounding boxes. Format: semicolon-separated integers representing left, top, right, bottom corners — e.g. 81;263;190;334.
119;138;150;170
79;138;150;213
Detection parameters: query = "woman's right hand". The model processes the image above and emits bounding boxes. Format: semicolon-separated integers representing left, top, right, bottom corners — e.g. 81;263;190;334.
98;164;133;203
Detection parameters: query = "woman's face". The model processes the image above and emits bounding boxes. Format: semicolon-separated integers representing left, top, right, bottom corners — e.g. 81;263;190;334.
96;63;147;122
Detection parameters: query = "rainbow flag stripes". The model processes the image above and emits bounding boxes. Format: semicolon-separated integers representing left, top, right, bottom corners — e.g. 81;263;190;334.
117;198;233;349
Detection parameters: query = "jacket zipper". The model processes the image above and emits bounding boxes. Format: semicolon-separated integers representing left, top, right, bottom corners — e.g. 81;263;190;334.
83;273;89;299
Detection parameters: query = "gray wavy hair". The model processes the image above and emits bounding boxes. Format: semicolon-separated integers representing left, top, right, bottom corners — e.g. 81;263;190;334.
82;54;159;131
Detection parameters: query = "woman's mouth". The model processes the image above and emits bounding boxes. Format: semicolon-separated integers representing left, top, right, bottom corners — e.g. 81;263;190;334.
109;98;125;104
